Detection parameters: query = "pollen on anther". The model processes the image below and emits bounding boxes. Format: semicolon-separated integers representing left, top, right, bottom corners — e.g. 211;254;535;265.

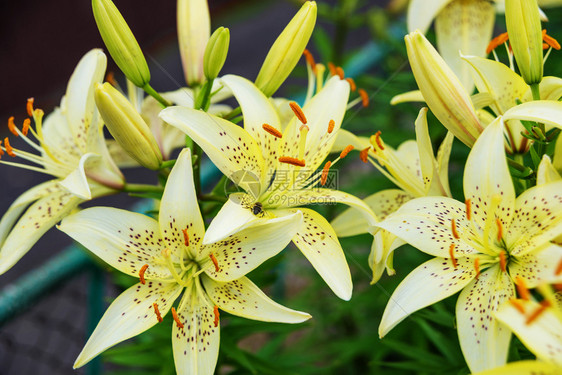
448;244;458;268
327;62;337;76
496;218;503;242
139;264;149;285
0;141;4;157
339;145;354;159
359;147;370;163
303;49;316;71
345;78;356;91
171;307;184;329
499;251;506;272
465;199;472;221
26;98;35;117
327;119;335;134
474;258;480;280
153;303;163;323
525;300;551;325
321;161;331;186
486;32;509;54
516;276;531;300
542;29;561;50
335;66;345;79
22;119;30;136
358;89;369;107
213;305;220;327
7;117;19;137
373;131;384;150
509;298;525;314
4;138;16;157
555;258;562;275
451;219;460;240
262;123;283;138
279;156;305;167
106;71;118;86
209;253;220;272
182;228;190;247
289;102;307;124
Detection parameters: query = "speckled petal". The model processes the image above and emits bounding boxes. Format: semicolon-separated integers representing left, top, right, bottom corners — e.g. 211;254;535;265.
59;207;172;280
159;106;264;194
507;181;562;255
369;230;404;284
275;208;353;301
509;244;562;287
0;187;81;275
407;0;454;33
200;211;302;282
495;299;562;365
202;275;311;323
159;149;204;255
463;117;515;231
471;361;562;375
456;265;514;373
42;108;82;168
74;281;182;368
172;290;220;375
331;189;414;238
376;196;478;258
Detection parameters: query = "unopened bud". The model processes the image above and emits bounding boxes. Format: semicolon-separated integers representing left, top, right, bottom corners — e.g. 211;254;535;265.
255;1;317;97
95;82;162;170
177;0;210;86
92;0;151;87
204;27;230;81
505;0;543;85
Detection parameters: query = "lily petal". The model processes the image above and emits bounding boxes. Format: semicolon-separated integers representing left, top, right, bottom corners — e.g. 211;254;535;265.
74;281;182;368
407;0;454;33
390;90;424;105
509;244;562;287
379;256;476;337
471;360;562;375
160;149;204;254
503;101;562;129
59;152;100;199
536;155;561;186
275;208;353;300
200;211;303;282
369;230;404;284
456;266;514;373
202;275;311;323
414;108;438;192
41;108;82;168
331;129;370;153
435;131;454;197
59;207;171;280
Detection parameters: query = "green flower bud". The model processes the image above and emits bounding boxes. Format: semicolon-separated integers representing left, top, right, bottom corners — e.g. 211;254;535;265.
505;0;543;85
204;27;230;81
177;0;210;86
95;83;162;170
92;0;151;87
255;1;317;97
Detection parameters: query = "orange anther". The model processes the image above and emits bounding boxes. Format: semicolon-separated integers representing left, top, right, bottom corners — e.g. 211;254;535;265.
542;29;561;50
321;161;331;186
209;253;220;272
327;119;335;134
339;145;354;159
7;117;18;137
525;300;551;325
451;219;460;240
213;305;220;327
171;307;184;329
474;258;480;280
555;258;562;275
345;77;356;92
448;244;458;268
516;276;531;300
359;147;370;163
373;131;384;150
303;49;316;71
22;119;30;136
289;102;307;124
543;43;550;50
153;303;163;323
509;298;526;314
26;98;34;117
499;251;507;272
554;283;562;291
486;32;509;54
465;199;472;221
358;89;369;107
327;62;337;76
335;66;345;80
139;264;149;285
4;138;15;157
182;228;190;247
106;71;118;86
496;218;503;242
0;141;4;157
262;123;283;138
279;156;306;167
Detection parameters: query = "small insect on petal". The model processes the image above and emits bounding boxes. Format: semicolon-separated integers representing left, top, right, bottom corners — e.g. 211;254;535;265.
7;117;18;137
359;147;370;163
335;66;344;80
339;145;354;159
153;303;163;323
321;161;331;186
289;102;307;124
345;77;356;92
182;228;190;247
327;119;335;134
171;307;184;329
4;138;16;157
486;32;509;54
262;123;283;138
213;305;220;327
26;98;34;117
516;276;531;300
209;253;220;272
509;298;526;314
525;300;551;325
465;199;472;221
279;156;306;167
451;219;460;240
358;89;369;108
448;244;458;268
139;264;149;285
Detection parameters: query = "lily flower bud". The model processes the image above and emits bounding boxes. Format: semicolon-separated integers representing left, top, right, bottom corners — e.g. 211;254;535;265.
92;0;151;88
255;1;317;97
204;27;230;81
95;83;163;170
177;0;210;86
405;30;484;147
505;0;543;85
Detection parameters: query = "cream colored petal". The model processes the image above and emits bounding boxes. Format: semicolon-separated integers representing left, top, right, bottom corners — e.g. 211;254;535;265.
537;155;561;186
377;196;478;258
414;108;437;191
555;134;562;174
456;266;514;373
435;131;454;197
509;244;562;287
202;275;311;323
331;129;370;153
58;152;100;199
331;189;414;237
159;106;265;194
276;207;353;301
390;90;425;105
369;230;404;284
159;149;204;255
0;188;81;275
379;257;476;337
200;211;303;282
471;360;562;375
435;0;495;92
538;76;562;101
463;117;515;231
507;181;562;255
106;139;139;168
495;299;562;366
41;107;82;167
407;0;454;33
503;101;562;129
74;281;182;368
59;207;171;280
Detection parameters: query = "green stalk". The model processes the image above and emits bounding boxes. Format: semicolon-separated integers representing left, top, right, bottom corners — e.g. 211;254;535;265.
143;83;172;107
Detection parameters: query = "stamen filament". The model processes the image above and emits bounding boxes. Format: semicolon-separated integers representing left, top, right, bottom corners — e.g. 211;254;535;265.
139;264;149;284
525;300;551;325
509;298;525;314
516;276;531;300
303;49;316;72
171;307;184;329
162;248;186;286
298;125;309;160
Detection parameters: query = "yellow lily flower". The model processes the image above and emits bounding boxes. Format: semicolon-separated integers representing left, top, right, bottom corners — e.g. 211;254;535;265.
160;74;377;300
376;117;562;372
177;0;210;86
331;108;454;283
59;149;309;375
471;360;562;375
0;49;124;275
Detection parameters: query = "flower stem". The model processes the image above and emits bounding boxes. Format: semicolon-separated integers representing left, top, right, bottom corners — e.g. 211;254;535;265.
122;183;164;194
143;83;172;107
